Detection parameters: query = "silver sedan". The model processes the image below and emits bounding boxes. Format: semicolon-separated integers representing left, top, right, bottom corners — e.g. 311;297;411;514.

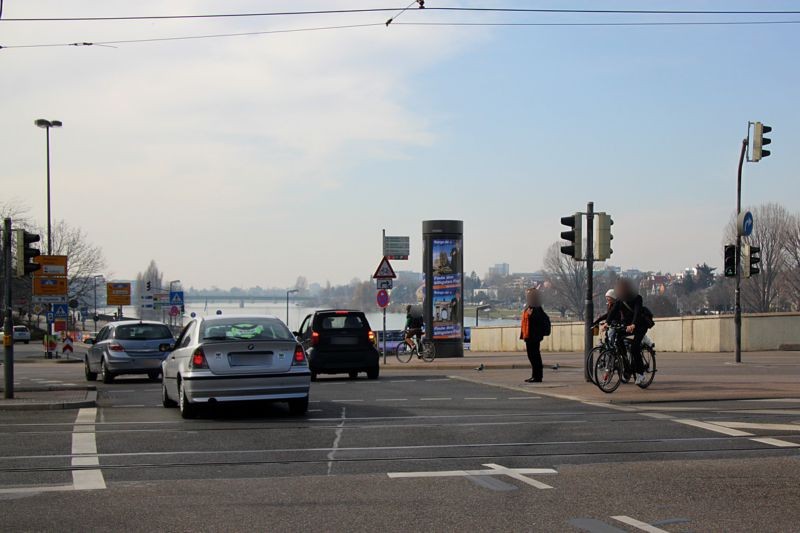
161;315;310;418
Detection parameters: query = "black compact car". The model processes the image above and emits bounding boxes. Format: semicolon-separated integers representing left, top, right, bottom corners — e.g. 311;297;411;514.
295;310;380;381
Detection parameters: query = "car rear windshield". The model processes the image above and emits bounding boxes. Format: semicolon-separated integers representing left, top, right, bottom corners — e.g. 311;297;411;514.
317;313;367;330
200;318;294;341
115;324;172;341
13;326;28;332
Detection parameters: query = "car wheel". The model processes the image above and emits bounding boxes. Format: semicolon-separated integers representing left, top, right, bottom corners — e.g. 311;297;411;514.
367;367;379;380
310;371;318;382
348;371;358;380
85;359;97;381
148;371;161;382
179;379;196;419
288;396;309;416
162;380;177;408
24;341;29;345
101;359;114;384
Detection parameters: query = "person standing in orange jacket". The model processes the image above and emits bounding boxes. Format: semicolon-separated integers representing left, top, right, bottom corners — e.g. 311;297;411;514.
520;288;551;383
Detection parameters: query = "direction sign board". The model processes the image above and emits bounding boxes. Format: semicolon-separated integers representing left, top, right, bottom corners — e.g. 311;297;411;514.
738;211;754;237
107;282;132;306
33;255;68;276
376;279;393;290
169;291;184;306
372;257;397;280
52;303;69;319
383;236;410;260
376;289;390;309
33;277;68;296
32;295;67;304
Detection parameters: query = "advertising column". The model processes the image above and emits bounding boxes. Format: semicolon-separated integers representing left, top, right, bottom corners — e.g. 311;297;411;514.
423;220;463;358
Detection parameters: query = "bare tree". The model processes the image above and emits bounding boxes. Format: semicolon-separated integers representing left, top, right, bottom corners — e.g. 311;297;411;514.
44;220;107;304
725;203;789;313
542;242;586;320
783;212;800;311
135;260;165;320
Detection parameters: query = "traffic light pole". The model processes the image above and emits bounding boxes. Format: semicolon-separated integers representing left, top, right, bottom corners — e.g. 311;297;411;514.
734;138;747;364
4;218;15;399
584;202;594;382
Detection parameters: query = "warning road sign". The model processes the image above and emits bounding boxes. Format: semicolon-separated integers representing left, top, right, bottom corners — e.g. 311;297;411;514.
169;291;184;306
372;257;397;280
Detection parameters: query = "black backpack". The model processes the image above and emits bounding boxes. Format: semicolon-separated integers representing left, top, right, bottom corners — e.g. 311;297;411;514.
409;315;424;328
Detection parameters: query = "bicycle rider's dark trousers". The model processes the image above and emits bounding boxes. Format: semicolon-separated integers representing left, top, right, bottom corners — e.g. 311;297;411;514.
616;329;646;375
526;340;543;381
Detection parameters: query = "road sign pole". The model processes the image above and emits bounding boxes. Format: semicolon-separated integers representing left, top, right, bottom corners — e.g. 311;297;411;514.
383;307;387;365
584;202;594;383
4;218;15;399
734;138;747;364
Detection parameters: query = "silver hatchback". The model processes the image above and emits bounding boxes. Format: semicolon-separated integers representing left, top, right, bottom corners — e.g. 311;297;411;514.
161;315;310;418
85;320;174;383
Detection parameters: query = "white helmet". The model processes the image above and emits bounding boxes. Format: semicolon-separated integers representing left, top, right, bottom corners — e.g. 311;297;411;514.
605;289;617;300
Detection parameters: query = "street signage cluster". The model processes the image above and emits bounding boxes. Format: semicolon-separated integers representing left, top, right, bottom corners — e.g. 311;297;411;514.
383;235;410;260
31;255;68;305
107;282;132;306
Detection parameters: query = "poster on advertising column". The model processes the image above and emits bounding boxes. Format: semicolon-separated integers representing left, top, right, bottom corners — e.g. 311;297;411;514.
431;238;462;340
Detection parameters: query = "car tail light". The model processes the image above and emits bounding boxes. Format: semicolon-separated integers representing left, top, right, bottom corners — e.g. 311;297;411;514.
293;345;307;366
335;310;349;315
109;344;125;352
311;331;320;347
190;347;209;369
368;331;376;343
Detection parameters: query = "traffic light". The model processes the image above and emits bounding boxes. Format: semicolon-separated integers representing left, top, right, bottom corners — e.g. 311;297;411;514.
724;245;737;277
752;122;772;162
594;212;614;261
146;281;151;291
14;229;41;277
743;243;761;278
560;213;582;260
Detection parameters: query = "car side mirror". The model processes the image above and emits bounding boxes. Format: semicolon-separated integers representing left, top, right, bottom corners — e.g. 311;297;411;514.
159;343;175;353
292;331;300;337
86;338;95;345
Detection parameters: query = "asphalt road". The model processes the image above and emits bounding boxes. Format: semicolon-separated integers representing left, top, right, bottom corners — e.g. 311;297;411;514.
0;361;799;532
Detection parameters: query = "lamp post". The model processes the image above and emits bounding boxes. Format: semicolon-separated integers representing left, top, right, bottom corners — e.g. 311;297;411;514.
34;119;62;255
92;275;104;331
475;305;492;327
286;289;299;326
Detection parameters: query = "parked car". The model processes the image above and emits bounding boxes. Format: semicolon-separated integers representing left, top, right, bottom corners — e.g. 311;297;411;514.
85;320;174;383
376;329;405;355
296;310;380;381
13;325;31;344
161;315;310;419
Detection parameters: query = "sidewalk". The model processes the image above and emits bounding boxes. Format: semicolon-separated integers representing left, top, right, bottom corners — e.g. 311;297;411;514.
387;351;800;404
0;387;96;410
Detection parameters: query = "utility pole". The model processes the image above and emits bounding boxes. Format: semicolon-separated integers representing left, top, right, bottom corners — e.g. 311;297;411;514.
734;139;746;364
584;202;594;382
4;218;15;399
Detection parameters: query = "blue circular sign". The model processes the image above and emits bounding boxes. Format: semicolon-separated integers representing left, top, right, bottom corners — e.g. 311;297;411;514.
376;289;390;309
739;211;754;237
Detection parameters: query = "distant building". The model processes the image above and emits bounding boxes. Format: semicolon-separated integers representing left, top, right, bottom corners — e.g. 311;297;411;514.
487;263;510;277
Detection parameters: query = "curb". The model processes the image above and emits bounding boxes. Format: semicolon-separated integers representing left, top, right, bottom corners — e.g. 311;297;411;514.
381;363;581;371
0;388;97;411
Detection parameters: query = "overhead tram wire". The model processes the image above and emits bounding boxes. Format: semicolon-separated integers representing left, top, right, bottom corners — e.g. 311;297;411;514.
2;6;800;23
2;18;799;50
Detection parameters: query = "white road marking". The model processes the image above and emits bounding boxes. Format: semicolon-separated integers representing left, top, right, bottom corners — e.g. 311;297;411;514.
611;515;670;533
739;398;800;403
640;412;675;420
0;484;76;495
425;378;450;382
388;463;557;489
376;398;408;402
390;380;416;383
713;421;800;432
750;437;799;448
420;398;452;401
308;409;322;413
673;418;753;437
327;407;346;476
331;399;364;403
464;397;497;401
71;408;106;491
508;396;541;400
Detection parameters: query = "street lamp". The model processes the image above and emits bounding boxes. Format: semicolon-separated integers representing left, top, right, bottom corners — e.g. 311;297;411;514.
286;289;299;326
475;305;492;327
92;275;104;331
35;119;63;255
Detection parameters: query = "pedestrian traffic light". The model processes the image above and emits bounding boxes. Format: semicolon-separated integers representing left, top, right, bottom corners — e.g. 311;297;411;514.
560;213;582;260
743;244;761;278
752;122;772;162
14;229;41;277
594;212;613;261
146;281;151;291
724;244;737;277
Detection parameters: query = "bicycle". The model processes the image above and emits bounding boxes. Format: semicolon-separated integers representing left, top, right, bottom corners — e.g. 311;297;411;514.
395;330;436;363
594;324;657;393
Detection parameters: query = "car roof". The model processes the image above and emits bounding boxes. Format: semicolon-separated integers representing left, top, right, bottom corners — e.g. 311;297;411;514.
314;309;364;315
199;314;282;323
110;320;169;327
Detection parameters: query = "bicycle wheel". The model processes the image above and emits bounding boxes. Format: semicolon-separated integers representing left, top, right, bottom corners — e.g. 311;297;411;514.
586;346;604;384
594;349;622;394
395;341;414;363
420;339;436;362
638;346;657;389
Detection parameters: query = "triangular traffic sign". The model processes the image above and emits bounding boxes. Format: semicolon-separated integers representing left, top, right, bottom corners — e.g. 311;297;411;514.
372;257;397;279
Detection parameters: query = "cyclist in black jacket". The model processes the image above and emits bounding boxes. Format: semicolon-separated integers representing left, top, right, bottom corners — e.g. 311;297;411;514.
606;279;650;385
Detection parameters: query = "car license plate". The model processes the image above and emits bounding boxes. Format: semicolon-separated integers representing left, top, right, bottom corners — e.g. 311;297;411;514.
228;353;273;366
330;337;357;346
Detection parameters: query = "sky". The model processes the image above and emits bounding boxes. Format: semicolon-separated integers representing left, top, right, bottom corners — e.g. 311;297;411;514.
2;0;799;289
